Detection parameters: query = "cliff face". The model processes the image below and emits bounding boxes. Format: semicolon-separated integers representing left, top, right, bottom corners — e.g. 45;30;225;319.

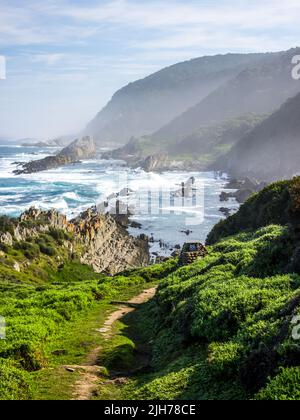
0;207;149;275
71;208;149;274
14;137;96;175
59;137;96;161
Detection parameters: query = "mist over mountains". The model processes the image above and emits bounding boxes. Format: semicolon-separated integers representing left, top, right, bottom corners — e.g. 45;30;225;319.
152;48;300;143
217;92;300;181
84;52;267;145
84;47;300;182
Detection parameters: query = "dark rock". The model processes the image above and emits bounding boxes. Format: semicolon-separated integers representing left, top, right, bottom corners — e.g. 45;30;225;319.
14;136;96;175
219;207;231;217
0;206;150;275
181;230;193;236
171;250;181;257
138;234;149;242
130;221;142;229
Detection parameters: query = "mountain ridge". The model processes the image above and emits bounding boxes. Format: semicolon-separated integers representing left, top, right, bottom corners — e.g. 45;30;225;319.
85;52;270;145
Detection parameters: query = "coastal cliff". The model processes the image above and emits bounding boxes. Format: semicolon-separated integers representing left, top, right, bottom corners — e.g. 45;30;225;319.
0;207;149;275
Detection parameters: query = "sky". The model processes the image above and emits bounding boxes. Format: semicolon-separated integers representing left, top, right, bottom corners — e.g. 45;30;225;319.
0;0;300;140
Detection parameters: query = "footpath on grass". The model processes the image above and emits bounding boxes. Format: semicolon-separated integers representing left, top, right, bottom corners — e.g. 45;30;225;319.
61;287;157;400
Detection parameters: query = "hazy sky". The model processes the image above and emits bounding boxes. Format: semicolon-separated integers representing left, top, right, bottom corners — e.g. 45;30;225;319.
0;0;300;139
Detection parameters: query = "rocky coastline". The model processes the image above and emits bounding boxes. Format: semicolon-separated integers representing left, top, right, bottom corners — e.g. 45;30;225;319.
0;206;150;275
14;136;96;175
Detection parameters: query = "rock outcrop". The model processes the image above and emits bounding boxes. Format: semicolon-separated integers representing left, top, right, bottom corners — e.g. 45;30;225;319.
220;177;267;204
141;154;169;172
0;206;149;275
72;208;149;274
14;137;96;175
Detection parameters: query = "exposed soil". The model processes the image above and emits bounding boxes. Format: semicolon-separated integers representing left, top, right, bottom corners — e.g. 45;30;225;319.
63;287;157;400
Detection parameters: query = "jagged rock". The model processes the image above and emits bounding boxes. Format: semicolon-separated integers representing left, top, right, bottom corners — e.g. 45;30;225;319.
59;136;96;161
130;221;142;229
14;137;96;175
0;206;149;275
140;154;170;172
22;141;49;147
221;177;267;204
0;232;13;246
13;262;21;272
20;207;68;229
219;207;231;217
72;208;149;274
171;250;181;258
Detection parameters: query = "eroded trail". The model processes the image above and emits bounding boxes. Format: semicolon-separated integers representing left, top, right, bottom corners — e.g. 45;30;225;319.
64;287;157;400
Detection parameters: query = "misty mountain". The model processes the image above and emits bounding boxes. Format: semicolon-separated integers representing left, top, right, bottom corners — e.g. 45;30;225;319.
216;92;300;181
85;53;267;146
151;48;300;143
107;113;264;169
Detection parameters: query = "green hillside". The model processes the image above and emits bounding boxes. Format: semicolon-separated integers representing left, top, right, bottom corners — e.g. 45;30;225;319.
85;52;268;145
216;92;300;182
111;179;300;400
1;179;300;400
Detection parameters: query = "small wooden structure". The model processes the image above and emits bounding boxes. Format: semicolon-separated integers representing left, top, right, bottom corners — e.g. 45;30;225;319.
179;241;208;266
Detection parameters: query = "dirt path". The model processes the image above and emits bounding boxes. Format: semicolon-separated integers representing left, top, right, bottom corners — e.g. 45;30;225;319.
63;287;157;400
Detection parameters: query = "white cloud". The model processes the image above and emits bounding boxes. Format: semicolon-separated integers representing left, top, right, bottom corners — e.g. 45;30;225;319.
1;0;300;47
31;53;65;66
1;0;300;138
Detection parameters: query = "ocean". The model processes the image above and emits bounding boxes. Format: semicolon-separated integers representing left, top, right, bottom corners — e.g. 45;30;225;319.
0;145;238;256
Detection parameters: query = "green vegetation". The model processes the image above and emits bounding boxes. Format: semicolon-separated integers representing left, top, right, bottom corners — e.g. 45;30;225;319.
207;177;300;244
170;113;265;166
90;180;300;401
116;114;265;172
0;225;174;400
105;224;300;400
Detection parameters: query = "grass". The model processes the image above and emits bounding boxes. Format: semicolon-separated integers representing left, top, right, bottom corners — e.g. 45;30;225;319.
88;222;300;401
2;178;300;400
0;232;172;400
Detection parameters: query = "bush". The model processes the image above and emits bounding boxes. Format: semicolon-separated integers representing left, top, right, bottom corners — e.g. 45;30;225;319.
256;368;300;400
0;216;16;235
39;244;56;256
207;179;296;244
14;242;40;260
127;223;300;400
0;360;31;400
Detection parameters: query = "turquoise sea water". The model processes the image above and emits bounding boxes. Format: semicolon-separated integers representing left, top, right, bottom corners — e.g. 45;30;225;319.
0;145;238;255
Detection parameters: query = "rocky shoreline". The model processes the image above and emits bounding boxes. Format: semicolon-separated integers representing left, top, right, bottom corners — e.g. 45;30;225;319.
14;136;96;175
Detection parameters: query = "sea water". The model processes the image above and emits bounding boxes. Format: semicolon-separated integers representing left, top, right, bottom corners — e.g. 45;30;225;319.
0;145;238;256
